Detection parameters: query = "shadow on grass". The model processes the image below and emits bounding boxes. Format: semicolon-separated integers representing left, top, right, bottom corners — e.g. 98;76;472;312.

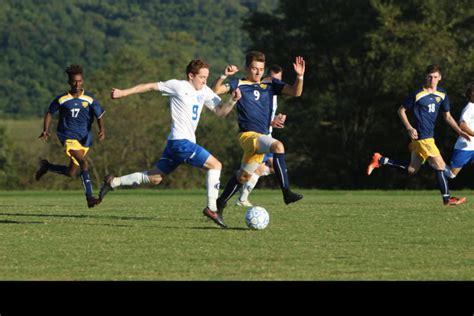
190;226;248;231
0;212;158;221
0;219;43;224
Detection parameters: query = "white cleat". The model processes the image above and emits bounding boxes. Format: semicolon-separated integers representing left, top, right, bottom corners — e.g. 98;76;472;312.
235;199;253;207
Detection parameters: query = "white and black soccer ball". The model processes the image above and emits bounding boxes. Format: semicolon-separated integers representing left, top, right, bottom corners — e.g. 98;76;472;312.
244;206;269;230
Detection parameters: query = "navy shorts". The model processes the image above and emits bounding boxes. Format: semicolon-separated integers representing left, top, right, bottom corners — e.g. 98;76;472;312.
155;139;211;175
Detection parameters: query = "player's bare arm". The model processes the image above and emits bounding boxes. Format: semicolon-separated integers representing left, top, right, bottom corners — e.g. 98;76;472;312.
111;82;159;99
211;64;238;95
214;88;241;117
442;112;470;141
281;56;305;97
460;121;474;136
39;112;52;141
97;117;106;141
398;105;418;140
271;113;287;129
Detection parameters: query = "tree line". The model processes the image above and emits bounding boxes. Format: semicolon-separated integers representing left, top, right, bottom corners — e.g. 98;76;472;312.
1;0;474;190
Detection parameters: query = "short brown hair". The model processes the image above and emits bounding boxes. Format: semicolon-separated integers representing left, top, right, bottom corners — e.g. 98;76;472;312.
186;59;209;77
245;51;265;67
425;64;441;75
267;64;282;76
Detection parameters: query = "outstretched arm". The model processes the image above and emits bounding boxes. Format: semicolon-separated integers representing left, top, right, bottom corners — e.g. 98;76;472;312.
211;65;239;95
281;56;305;97
38;112;52;142
111;83;159;99
443;112;470;140
214;88;241;117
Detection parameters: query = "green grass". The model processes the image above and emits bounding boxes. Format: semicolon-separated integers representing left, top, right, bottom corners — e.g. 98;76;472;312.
0;189;473;280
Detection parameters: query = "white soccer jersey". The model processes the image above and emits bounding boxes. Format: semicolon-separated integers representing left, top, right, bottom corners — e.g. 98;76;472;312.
158;80;221;143
268;95;278;134
262;78;278;135
454;102;474;151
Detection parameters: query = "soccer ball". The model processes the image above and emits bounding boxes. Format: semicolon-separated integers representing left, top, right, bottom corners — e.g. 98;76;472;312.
244;206;270;230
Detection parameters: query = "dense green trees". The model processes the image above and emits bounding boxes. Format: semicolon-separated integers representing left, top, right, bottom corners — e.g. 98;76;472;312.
245;0;474;189
1;0;474;190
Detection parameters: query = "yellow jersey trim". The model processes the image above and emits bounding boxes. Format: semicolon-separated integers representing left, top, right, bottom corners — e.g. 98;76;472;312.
415;88;446;102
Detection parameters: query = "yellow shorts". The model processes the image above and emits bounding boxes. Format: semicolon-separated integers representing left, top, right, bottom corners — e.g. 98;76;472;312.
408;138;440;161
239;131;265;164
64;139;89;166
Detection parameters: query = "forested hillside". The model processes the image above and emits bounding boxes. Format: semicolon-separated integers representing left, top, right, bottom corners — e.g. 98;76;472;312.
0;0;276;116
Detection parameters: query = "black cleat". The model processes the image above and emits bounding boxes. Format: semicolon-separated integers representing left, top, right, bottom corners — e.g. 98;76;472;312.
35;159;49;181
99;175;114;201
87;197;101;208
203;207;228;228
283;189;303;205
216;197;227;218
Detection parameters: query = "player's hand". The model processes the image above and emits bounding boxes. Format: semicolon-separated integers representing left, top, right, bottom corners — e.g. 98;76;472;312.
110;88;124;99
98;130;106;142
293;56;305;76
460;130;471;141
271;113;286;129
38;131;50;142
224;65;239;76
232;88;241;101
407;127;418;140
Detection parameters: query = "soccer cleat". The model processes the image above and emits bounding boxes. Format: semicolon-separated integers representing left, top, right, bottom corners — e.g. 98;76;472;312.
216;197;227;218
202;207;228;228
235;199;253;207
367;152;382;176
87;197;101;208
444;196;466;206
98;175;114;201
283;189;303;205
35;159;49;181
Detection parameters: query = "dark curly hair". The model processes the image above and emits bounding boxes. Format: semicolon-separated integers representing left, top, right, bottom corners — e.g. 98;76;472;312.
466;82;474;99
65;64;83;78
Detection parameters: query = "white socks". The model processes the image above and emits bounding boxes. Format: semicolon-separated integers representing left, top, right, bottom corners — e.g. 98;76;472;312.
206;169;221;212
239;173;260;201
111;171;150;188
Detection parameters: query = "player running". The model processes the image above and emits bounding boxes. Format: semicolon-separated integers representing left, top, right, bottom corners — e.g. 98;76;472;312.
367;65;469;206
443;83;474;180
98;59;240;228
212;51;305;218
36;64;106;208
235;64;287;207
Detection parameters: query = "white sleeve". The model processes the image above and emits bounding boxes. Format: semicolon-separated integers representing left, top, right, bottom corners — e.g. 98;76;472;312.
459;104;473;123
204;87;221;111
158;79;180;96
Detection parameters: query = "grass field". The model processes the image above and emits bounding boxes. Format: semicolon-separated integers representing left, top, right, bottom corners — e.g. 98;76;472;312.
0;189;473;280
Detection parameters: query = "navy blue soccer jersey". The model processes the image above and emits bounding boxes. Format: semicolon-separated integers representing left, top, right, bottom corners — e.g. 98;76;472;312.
402;87;450;140
229;78;286;135
48;90;105;146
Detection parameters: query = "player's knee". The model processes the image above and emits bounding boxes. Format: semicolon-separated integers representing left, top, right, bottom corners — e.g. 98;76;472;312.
148;174;162;185
66;169;78;177
407;167;418;176
210;160;222;170
238;171;252;184
270;140;285;153
77;159;87;170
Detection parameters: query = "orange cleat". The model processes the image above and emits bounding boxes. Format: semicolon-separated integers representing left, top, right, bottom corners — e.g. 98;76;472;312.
367;152;382;176
444;196;466;206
